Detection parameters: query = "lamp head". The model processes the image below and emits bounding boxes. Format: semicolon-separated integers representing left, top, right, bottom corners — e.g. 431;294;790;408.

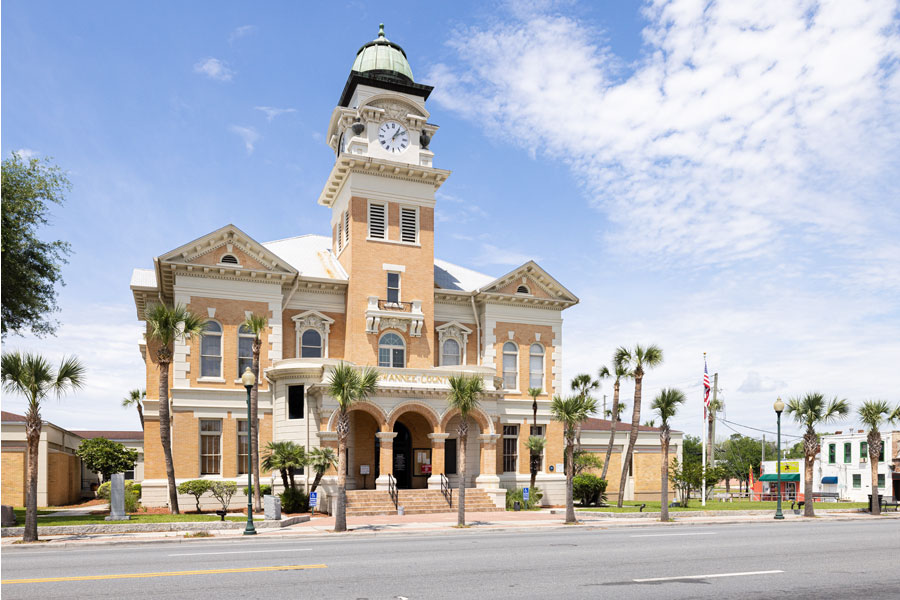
241;367;256;388
773;397;785;414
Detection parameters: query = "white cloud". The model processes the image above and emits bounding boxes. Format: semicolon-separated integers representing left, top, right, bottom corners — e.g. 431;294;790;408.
14;148;39;159
229;125;260;153
229;25;257;43
254;106;297;122
474;243;538;266
193;57;235;82
738;371;787;394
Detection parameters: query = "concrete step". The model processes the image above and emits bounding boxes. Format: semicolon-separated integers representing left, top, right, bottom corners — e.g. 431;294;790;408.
345;488;503;515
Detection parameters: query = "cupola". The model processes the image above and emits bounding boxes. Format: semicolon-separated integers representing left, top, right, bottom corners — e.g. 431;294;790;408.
351;24;414;83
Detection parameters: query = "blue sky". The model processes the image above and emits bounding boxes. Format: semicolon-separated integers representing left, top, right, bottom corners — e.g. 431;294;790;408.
3;1;899;444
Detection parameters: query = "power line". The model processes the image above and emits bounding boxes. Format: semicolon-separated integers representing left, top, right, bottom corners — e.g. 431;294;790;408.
717;417;803;442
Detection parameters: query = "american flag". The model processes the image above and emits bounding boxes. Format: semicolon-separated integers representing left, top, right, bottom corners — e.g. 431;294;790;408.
703;356;711;407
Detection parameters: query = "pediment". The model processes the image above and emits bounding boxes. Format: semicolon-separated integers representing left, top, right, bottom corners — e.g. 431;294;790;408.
159;224;296;275
479;261;577;304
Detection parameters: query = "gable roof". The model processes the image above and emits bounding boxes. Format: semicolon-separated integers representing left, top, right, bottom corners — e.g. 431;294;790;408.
263;235;348;280
581;418;677;434
434;258;495;291
1;411;26;422
479;261;578;304
71;430;144;442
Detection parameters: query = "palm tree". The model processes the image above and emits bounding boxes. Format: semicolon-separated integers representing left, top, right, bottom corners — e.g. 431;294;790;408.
526;435;547;496
652;388;686;522
614;344;663;507
550;393;598;523
597;360;633;481
242;313;268;512
857;400;899;515
307;447;338;496
527;386;542;491
786;393;850;517
570;374;599;452
261;441;305;491
145;303;206;514
447;374;485;527
327;362;379;532
1;352;85;541
122;388;145;429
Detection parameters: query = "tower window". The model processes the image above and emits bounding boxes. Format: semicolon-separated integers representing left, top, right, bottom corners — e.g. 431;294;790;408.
378;332;405;368
368;202;386;239
301;329;323;358
529;343;544;388
442;339;460;366
386;272;400;303
502;342;518;389
220;254;239;265
400;207;418;243
200;321;223;378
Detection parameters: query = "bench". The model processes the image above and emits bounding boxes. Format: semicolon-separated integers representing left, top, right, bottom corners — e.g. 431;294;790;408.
881;498;899;512
791;501;805;511
812;492;839;502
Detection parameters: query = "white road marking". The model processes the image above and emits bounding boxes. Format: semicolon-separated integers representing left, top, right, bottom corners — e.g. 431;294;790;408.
631;532;718;538
168;548;311;557
634;569;784;583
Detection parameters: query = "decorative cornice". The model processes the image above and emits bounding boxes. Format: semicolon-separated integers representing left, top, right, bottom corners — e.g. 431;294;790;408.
318;155;451;207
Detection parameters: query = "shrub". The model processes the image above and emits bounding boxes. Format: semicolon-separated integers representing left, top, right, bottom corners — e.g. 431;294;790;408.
124;490;139;513
505;486;543;510
280;488;309;513
97;480;141;500
210;481;238;511
177;479;212;512
242;484;272;497
574;451;604;475
573;474;607;506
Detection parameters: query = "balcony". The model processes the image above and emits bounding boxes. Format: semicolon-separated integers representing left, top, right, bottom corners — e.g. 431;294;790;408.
365;296;424;336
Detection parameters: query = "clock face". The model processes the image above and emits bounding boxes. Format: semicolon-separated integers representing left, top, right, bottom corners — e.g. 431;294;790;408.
378;121;410;154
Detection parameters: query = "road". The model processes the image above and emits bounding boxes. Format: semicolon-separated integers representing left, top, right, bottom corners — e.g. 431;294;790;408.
2;519;898;599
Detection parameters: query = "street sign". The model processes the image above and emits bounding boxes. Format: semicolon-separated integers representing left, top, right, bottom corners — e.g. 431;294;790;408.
523;487;529;502
310;492;318;508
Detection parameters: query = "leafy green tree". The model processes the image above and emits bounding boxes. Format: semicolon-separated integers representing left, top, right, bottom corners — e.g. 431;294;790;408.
261;441;306;491
307;447;338;496
241;313;268;512
144;303;207;514
327;363;379;532
122;388;145;429
551;393;598;523
784;441;805;459
446;374;485;527
570;373;599;451
1;351;84;541
76;438;139;481
669;457;724;507
573;474;607;506
209;481;238;512
573;450;604;475
177;480;211;513
614;344;663;507
652;388;686;521
857;400;900;515
1;153;72;338
717;434;773;495
786;393;850;517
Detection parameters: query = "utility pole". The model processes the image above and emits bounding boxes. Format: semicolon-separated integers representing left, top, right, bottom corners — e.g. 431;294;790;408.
707;373;718;468
762;434;765;463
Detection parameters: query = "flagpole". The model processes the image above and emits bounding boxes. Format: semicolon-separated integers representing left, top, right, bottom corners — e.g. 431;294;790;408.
701;352;707;508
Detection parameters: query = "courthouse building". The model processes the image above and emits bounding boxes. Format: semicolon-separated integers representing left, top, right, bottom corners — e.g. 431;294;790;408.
131;26;666;511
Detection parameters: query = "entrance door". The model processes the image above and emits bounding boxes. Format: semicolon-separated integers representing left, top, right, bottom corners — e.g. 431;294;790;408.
393;422;412;489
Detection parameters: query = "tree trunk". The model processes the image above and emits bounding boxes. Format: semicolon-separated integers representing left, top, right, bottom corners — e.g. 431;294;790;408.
137;403;144;430
565;434;576;523
251;338;262;512
335;412;349;532
803;432;816;517
660;430;670;522
23;415;41;542
600;379;620;481
457;420;468;527
869;431;882;515
310;470;324;495
530;402;538;498
279;468;290;491
617;370;643;507
157;350;179;514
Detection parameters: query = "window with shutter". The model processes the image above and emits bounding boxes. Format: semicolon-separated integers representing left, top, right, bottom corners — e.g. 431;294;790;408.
368;203;386;239
337;213;344;252
344;210;350;245
400;207;418;243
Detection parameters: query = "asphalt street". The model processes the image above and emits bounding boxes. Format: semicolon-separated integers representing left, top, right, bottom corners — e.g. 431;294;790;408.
2;519;898;599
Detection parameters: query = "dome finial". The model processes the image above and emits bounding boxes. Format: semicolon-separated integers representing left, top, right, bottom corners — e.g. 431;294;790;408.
378;23;385;39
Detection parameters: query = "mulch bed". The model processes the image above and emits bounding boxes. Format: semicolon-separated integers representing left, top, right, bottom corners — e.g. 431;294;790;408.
47;499;107;509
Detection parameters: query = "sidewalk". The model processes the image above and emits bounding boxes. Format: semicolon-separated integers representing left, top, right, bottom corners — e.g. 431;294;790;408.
4;508;895;549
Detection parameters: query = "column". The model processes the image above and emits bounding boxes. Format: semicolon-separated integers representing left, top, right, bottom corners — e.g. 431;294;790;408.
375;431;397;490
427;432;449;489
476;433;501;488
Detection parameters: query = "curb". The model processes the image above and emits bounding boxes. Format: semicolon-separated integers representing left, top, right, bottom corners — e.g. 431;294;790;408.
1;515;310;538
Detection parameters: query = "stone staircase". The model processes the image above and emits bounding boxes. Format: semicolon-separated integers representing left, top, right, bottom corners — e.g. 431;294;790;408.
345;488;503;516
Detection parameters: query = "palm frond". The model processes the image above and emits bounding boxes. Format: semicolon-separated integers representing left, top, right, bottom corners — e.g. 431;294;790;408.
447;374;484;417
857;399;892;430
145;303;207;345
652;388;686;426
242;313;268;339
526;435;547;452
122;388;146;408
550;394;597;439
54;355;86;396
527;387;543;399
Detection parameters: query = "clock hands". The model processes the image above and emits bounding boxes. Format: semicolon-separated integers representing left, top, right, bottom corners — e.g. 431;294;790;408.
392;127;405;141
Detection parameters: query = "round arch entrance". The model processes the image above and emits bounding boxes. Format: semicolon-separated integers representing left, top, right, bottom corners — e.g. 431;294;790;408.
392;411;433;489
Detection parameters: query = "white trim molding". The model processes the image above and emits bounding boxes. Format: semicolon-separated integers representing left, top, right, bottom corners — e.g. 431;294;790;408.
292;310;335;358
435;321;472;366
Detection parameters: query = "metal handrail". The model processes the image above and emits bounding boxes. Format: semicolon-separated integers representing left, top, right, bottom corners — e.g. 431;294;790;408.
440;473;452;507
378;299;413;312
388;474;398;510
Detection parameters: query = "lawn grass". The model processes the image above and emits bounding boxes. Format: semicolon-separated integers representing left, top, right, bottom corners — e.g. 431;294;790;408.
12;508;57;522
8;512;246;527
578;500;868;512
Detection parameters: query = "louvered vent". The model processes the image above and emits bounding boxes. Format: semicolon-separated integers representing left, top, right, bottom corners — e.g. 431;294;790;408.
337;216;343;252
220;254;239;264
400;207;417;243
516;285;529;294
344;210;350;245
368;203;386;239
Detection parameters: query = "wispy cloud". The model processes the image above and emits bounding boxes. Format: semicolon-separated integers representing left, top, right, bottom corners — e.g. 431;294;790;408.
474;243;538;266
193;57;234;82
254;106;297;122
229;125;260;153
14;148;39;159
229;25;257;43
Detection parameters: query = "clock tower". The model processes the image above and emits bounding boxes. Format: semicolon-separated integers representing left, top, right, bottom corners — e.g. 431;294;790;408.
317;24;451;368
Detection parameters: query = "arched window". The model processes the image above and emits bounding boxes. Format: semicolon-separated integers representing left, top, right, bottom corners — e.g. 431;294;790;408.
529;343;544;389
237;324;254;376
378;332;405;368
442;339;460;366
220;254;239;265
516;285;530;294
301;329;323;358
502;342;518;389
200;321;223;378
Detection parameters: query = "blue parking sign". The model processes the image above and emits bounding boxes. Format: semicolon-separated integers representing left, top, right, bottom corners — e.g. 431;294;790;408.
310;492;318;507
523;487;529;501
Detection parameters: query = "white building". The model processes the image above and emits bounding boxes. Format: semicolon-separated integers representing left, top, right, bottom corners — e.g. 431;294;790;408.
819;429;899;502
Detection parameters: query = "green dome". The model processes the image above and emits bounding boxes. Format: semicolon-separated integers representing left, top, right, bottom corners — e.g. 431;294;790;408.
351;24;414;83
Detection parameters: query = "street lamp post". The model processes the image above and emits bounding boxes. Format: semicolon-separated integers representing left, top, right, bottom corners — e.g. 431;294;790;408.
242;367;257;535
773;397;785;520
